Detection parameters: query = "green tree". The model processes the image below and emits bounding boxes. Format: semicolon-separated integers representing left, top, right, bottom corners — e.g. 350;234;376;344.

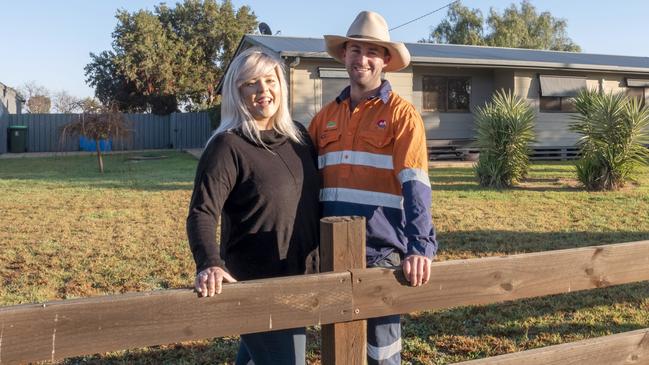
85;51;148;113
425;0;580;52
423;2;485;45
85;0;257;115
486;1;580;51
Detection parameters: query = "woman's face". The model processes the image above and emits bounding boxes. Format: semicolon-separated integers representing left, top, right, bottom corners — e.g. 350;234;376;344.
240;70;281;130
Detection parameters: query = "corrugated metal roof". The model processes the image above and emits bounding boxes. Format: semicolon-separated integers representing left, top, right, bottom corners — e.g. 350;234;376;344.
246;35;329;58
245;34;649;74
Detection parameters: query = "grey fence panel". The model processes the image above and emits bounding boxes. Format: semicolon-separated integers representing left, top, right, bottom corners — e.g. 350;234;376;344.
125;114;170;150
2;114;78;152
0;115;8;154
57;114;82;152
0;112;211;154
30;114;77;152
173;112;212;149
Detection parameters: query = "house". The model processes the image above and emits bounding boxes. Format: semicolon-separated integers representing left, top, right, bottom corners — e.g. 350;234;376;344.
223;35;649;155
0;82;23;117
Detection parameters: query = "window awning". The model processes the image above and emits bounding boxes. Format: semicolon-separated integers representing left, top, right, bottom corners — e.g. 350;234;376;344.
539;75;587;97
626;78;649;88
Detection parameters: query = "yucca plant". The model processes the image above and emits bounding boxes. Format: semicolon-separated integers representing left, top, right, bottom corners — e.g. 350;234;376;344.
570;90;649;190
474;89;536;188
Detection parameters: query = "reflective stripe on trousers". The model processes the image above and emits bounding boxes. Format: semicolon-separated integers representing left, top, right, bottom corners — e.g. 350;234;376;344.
367;252;402;365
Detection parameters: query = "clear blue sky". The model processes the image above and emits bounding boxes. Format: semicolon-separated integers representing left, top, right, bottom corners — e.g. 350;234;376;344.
1;0;647;100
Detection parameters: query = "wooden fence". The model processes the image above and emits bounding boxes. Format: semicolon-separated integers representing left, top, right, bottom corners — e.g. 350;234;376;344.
1;217;649;364
0;112;212;154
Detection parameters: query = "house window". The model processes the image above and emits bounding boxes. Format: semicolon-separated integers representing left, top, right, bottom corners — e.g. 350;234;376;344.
539;75;586;113
540;96;577;113
423;76;471;112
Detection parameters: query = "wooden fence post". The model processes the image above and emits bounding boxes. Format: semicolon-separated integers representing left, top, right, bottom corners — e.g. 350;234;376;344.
320;216;367;365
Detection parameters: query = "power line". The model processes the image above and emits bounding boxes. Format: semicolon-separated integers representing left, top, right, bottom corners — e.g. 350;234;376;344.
389;0;460;31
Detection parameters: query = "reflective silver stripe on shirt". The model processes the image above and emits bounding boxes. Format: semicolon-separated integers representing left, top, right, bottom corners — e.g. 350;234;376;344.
397;168;431;187
319;187;403;209
318;150;393;170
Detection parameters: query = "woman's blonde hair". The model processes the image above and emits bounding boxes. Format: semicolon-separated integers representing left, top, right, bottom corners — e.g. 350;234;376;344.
209;47;302;147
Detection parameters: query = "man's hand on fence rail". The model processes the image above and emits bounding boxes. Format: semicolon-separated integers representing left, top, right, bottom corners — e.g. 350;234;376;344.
402;255;431;287
195;266;237;296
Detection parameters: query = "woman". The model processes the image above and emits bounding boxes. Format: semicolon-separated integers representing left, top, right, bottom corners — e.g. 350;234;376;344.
186;47;319;365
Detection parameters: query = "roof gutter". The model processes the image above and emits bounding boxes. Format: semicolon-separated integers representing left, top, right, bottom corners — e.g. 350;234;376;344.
410;57;649;74
267;51;649;75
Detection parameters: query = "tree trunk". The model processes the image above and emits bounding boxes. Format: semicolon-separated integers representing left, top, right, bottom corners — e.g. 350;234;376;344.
95;139;104;174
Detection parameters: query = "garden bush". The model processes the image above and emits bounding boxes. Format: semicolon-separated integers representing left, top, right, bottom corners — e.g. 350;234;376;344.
474;89;536;188
571;90;649;190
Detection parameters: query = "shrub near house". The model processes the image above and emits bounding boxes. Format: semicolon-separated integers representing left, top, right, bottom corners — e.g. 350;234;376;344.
473;89;536;188
571;90;649;191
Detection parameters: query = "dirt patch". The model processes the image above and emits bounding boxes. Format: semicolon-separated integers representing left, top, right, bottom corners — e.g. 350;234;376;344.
515;177;582;191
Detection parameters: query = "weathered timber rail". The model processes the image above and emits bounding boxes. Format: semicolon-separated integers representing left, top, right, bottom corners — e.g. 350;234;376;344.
1;217;648;364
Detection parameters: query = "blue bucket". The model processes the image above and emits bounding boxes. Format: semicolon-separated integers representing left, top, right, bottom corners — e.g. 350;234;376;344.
79;136;112;152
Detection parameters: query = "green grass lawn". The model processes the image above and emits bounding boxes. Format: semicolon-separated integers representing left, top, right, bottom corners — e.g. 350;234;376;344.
1;153;648;364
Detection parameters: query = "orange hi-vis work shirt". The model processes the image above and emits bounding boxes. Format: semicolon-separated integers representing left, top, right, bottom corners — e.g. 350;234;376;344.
309;81;437;264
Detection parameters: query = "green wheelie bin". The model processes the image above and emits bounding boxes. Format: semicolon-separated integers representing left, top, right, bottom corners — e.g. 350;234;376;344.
7;125;28;153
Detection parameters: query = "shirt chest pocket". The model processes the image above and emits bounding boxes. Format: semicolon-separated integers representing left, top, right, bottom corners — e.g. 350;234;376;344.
359;130;394;151
318;129;341;150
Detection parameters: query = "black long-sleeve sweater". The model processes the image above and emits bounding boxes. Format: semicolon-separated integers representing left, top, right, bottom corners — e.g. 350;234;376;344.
186;124;320;281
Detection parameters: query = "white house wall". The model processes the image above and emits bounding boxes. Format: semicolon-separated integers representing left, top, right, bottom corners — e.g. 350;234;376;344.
384;68;413;103
288;59;648;146
1;84;22;115
289;60;415;126
288;60;320;126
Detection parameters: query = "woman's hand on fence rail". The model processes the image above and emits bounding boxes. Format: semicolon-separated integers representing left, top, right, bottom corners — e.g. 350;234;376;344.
195;266;237;297
402;255;431;287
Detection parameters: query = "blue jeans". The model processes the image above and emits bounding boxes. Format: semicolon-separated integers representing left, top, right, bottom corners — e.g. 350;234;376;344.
235;327;306;365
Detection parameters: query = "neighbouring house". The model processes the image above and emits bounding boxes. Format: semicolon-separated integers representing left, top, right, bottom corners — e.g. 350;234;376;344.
0;82;24;117
222;35;649;158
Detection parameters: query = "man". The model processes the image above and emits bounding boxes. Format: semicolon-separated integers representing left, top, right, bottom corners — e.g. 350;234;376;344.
309;10;438;365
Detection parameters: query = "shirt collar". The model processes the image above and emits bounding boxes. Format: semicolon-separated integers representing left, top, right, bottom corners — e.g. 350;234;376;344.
336;80;392;104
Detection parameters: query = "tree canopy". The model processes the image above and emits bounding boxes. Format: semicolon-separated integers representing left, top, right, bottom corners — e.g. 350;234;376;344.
424;0;580;52
85;0;257;115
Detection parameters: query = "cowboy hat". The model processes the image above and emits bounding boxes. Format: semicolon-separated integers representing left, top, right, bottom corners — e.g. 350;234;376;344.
324;11;411;72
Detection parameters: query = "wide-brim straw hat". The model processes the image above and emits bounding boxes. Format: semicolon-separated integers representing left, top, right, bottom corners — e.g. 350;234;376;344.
324;11;411;72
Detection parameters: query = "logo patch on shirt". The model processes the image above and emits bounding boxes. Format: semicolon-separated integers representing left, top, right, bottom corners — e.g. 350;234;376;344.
326;121;337;129
376;119;387;129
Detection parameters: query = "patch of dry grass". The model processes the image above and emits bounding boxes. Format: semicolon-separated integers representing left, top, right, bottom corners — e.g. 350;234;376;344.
0;153;195;306
1;155;648;364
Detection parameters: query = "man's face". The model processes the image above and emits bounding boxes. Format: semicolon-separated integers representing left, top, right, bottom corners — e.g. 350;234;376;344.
342;41;390;89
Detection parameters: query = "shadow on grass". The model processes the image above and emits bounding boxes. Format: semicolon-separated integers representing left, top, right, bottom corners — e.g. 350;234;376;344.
404;281;649;343
429;173;584;192
438;230;649;259
0;152;197;192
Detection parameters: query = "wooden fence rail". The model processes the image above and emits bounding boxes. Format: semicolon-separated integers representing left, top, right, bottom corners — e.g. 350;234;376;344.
1;218;649;364
457;328;649;365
